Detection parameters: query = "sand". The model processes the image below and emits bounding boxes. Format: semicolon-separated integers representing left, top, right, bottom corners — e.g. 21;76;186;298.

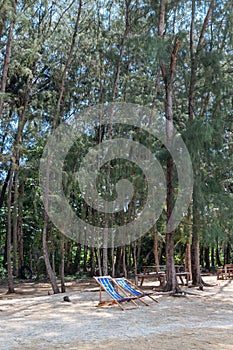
0;276;232;350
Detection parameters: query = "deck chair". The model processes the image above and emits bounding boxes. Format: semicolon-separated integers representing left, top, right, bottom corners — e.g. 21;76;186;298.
93;276;138;310
114;277;159;305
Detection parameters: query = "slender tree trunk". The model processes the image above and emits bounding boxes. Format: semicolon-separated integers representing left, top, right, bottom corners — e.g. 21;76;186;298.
153;226;160;269
17;178;25;274
42;152;60;293
60;236;65;293
122;245;127;278
191;185;202;285
137;238;142;271
102;225;108;276
43;212;60;294
12;161;19;276
0;169;11;208
90;246;95;276
97;247;102;276
102;0;131;275
216;242;222;266
7;169;14;293
185;206;192;280
211;247;215;268
83;245;88;273
75;243;81;273
111;246;115;277
42;1;82;292
133;242;138;276
224;242;231;264
204;247;210;271
0;2;15;116
158;0;181;292
115;246;122;276
189;0;214;286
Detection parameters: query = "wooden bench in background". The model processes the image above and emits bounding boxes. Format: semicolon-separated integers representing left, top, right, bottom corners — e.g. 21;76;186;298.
135;265;190;287
135;265;166;286
217;264;233;280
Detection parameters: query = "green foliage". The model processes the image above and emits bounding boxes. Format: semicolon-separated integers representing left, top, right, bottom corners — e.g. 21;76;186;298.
0;0;232;276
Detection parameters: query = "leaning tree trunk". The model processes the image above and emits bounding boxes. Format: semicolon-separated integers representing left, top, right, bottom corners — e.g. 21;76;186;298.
42;154;60;294
43;212;60;294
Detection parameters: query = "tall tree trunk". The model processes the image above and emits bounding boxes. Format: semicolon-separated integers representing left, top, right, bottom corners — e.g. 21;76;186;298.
185;206;192;280
122;245;127;278
42;1;82;292
83;245;88;273
0;169;11;208
97;247;102;276
90;246;95;276
102;225;108;276
115;246;122;276
60;236;65;293
42;152;60;293
153;226;160;269
191;184;202;285
189;0;214;286
159;0;181;292
216;242;222;267
211;247;215;268
12;159;19;276
204;247;210;271
111;246;115;277
43;212;60;294
133;242;138;276
0;1;15;116
7;168;14;293
17;178;25;274
102;0;131;276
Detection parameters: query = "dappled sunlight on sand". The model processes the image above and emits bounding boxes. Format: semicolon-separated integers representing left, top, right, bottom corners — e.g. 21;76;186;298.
0;276;233;349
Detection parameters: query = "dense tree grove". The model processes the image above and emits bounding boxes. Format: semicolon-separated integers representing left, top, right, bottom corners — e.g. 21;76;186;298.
0;0;232;293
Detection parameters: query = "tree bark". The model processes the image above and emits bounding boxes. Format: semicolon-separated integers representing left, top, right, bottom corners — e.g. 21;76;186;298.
6;168;14;293
0;1;15;116
153;226;160;269
191;183;202;285
189;0;214;286
122;245;127;278
60;236;65;293
42;1;82;292
17;178;25;275
158;0;181;292
12;158;19;276
185;206;192;280
0;169;11;209
43;211;60;294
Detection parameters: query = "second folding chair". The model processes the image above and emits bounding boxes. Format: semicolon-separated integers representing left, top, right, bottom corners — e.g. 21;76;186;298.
115;277;159;305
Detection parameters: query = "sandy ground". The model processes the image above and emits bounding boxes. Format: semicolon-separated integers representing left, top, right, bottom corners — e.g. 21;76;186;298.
0;276;233;350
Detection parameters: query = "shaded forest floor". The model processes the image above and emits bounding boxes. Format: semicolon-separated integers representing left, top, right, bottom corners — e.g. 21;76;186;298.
0;276;233;350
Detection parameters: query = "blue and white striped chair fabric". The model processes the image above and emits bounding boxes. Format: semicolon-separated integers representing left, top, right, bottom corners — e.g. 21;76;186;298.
97;276;132;303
